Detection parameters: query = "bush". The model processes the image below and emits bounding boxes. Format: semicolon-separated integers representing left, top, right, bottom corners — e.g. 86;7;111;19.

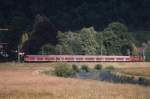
127;76;135;82
94;64;102;70
138;77;149;85
72;64;80;72
81;65;90;72
105;66;115;70
54;63;75;77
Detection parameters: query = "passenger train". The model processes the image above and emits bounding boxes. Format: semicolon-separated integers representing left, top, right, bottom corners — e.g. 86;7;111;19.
24;55;144;62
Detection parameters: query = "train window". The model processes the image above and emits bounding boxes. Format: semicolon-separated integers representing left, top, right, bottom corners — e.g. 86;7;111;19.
96;58;102;60
105;58;114;60
65;57;74;60
76;58;83;60
37;57;43;60
85;58;94;60
116;58;124;60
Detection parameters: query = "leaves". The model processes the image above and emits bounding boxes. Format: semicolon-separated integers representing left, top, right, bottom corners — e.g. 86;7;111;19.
79;27;99;55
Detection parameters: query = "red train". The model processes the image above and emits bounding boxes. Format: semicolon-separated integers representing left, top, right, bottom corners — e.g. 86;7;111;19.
24;55;144;62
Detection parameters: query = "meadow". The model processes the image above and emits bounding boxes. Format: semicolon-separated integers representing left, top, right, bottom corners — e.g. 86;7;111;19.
0;62;149;99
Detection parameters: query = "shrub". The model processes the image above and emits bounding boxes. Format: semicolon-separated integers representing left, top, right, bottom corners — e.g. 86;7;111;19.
81;65;90;72
72;64;80;72
54;63;75;77
94;64;102;70
126;76;135;83
138;77;145;85
138;77;150;85
105;66;115;70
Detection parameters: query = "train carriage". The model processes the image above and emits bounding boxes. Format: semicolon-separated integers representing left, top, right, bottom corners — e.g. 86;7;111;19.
24;55;144;62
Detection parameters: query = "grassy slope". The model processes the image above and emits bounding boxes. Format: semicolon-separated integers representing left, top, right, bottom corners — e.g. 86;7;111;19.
0;62;150;99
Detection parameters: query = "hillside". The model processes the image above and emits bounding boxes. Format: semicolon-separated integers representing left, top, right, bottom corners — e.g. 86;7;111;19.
0;0;150;59
0;0;150;31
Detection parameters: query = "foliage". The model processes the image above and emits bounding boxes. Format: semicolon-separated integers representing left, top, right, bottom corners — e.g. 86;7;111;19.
1;0;150;31
102;22;136;55
81;65;90;72
94;64;102;70
23;15;57;54
55;31;74;54
37;22;138;55
1;0;150;56
54;63;75;77
79;27;99;55
96;33;107;55
72;64;80;72
0;13;141;57
39;43;56;55
56;27;99;55
20;32;29;49
138;77;150;86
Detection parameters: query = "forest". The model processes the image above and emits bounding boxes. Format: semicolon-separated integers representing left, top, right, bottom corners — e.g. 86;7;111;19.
0;0;150;59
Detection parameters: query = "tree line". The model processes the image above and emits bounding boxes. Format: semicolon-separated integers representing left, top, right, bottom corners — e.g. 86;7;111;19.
38;21;137;55
1;14;150;57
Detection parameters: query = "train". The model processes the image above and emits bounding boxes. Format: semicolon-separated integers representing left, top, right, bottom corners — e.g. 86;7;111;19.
24;55;144;62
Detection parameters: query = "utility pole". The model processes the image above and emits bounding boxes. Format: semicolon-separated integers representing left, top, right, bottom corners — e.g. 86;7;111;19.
142;43;147;62
101;33;103;56
59;46;62;55
143;48;146;61
17;45;21;63
127;49;131;56
42;47;44;55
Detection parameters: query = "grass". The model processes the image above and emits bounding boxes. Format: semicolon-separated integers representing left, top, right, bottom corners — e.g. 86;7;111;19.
118;67;150;77
0;62;150;99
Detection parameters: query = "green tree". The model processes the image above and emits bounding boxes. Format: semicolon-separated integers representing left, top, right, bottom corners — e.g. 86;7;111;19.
56;31;73;54
96;32;107;55
102;29;121;55
55;27;99;55
69;33;82;54
79;27;99;55
102;22;136;55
